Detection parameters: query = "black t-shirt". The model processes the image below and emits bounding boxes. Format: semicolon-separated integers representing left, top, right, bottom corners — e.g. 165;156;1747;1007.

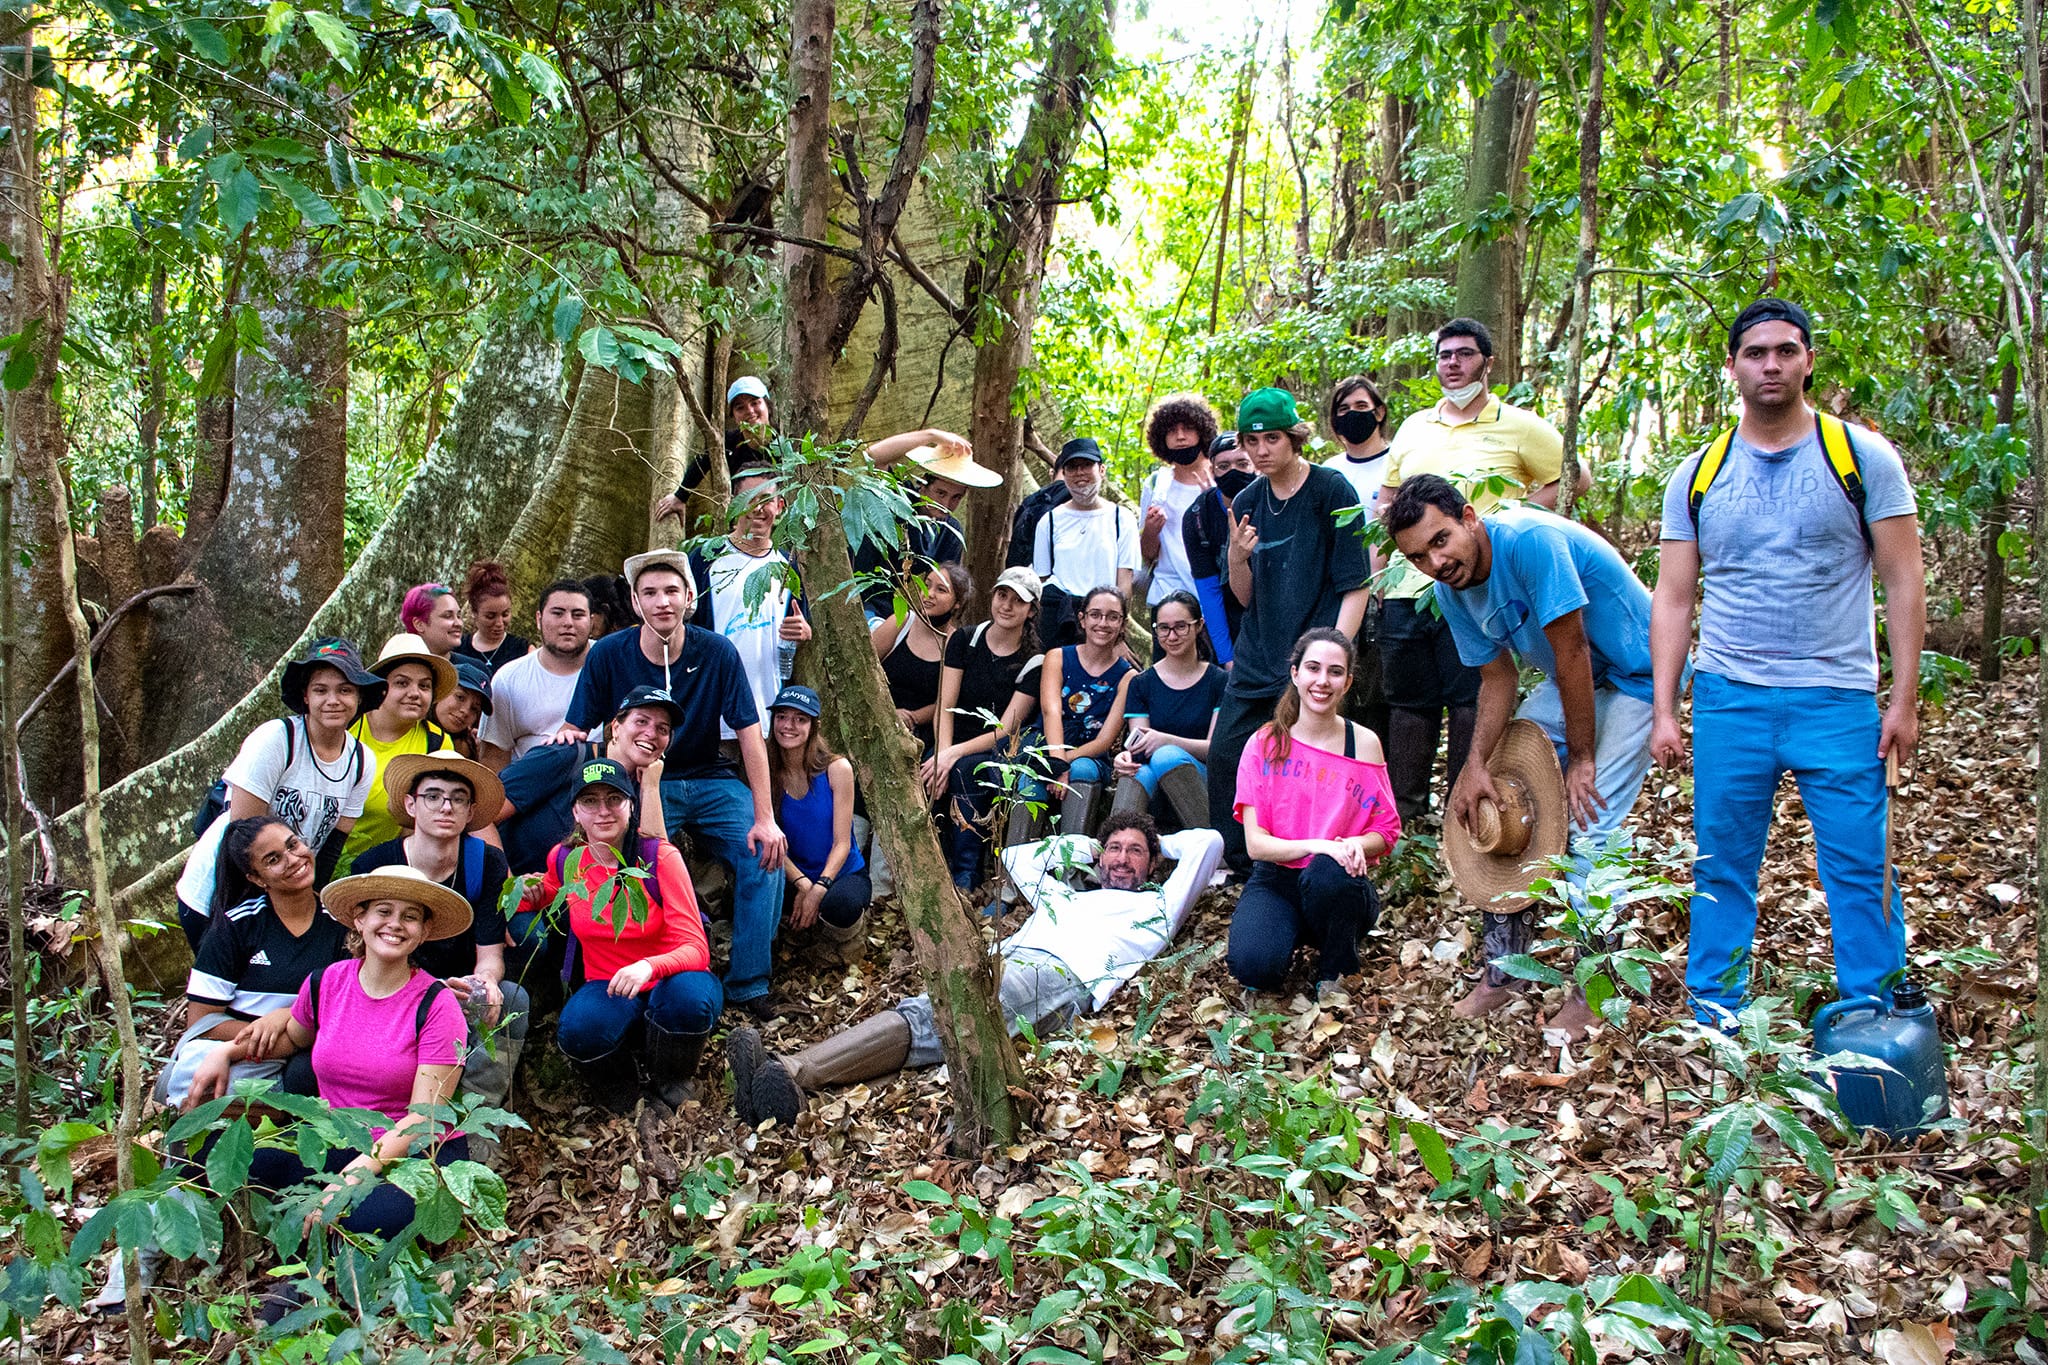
187;894;349;1022
565;626;758;778
943;625;1043;745
453;633;531;680
1126;663;1226;743
1228;464;1369;698
350;834;510;978
853;512;966;614
496;740;602;875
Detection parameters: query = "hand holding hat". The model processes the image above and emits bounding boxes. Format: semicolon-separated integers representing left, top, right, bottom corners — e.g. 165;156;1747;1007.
1443;720;1570;912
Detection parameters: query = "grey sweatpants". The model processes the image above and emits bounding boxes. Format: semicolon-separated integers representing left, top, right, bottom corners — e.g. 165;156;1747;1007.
896;947;1093;1068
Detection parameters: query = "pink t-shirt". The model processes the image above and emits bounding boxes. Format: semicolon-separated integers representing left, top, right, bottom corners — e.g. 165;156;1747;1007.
293;959;467;1134
1234;726;1402;869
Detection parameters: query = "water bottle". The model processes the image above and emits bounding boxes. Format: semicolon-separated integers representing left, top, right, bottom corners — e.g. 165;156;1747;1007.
777;594;801;685
1812;981;1949;1136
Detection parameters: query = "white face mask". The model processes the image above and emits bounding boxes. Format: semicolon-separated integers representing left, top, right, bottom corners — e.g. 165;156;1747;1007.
1442;379;1489;408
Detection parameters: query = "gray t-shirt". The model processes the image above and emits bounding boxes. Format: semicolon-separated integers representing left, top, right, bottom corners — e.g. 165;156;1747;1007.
1659;422;1915;691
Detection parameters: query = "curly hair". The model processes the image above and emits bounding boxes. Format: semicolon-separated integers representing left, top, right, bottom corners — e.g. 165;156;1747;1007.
1143;393;1221;461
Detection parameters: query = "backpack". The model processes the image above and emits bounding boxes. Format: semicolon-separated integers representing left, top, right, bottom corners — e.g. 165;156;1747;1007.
1687;412;1873;552
306;964;448;1037
191;718;367;839
1035;502;1124;646
1004;482;1071;569
547;836;668;987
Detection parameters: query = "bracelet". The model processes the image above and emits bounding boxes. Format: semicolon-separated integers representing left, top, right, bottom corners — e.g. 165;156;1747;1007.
815;876;834;890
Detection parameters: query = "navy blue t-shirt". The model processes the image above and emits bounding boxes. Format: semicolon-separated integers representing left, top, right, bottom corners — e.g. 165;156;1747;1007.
1124;663;1225;744
495;740;601;875
1052;647;1134;748
350;834;510;978
565;626;759;778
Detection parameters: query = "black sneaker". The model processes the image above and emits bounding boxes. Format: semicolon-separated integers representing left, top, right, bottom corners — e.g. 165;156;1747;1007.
725;1026;766;1126
736;994;784;1024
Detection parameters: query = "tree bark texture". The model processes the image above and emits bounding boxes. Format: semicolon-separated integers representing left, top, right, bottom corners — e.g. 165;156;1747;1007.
1454;48;1537;380
1982;361;2018;681
1556;0;1608;520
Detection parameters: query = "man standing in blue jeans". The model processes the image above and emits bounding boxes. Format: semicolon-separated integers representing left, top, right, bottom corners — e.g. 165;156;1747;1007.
1387;475;1659;1036
1651;298;1924;1024
557;550;790;1020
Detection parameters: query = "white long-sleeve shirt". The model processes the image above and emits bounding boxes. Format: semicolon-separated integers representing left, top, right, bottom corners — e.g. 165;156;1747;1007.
998;828;1225;1010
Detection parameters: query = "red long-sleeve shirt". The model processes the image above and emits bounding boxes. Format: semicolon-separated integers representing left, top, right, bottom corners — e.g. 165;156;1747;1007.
533;839;709;986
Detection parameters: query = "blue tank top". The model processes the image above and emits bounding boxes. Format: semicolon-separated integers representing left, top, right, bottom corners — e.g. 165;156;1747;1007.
781;767;865;882
1056;646;1134;747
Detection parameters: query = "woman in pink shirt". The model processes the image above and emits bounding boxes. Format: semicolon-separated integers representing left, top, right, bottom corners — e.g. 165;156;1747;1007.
1230;628;1402;994
517;756;720;1112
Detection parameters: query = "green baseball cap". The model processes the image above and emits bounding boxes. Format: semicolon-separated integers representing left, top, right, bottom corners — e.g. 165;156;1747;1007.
1236;387;1300;434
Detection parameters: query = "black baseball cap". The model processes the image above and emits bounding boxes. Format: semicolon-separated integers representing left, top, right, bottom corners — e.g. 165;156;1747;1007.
571;757;636;802
613;684;684;728
1209;431;1239;456
452;660;494;715
1727;298;1813;355
1055;437;1104;470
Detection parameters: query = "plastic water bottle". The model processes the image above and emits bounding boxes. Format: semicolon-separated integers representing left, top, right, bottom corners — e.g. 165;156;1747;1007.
1812;981;1949;1136
778;596;800;684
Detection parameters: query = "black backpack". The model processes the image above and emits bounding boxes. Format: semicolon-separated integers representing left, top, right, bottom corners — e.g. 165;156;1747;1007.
1004;482;1071;569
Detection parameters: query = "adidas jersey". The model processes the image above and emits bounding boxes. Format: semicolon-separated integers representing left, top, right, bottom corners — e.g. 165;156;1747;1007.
187;894;348;1022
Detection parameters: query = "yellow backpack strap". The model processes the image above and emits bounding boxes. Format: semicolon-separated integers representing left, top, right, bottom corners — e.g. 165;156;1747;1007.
1686;427;1738;538
1815;413;1873;550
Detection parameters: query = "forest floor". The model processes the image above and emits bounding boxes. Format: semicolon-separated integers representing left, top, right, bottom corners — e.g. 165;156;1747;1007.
43;662;2042;1363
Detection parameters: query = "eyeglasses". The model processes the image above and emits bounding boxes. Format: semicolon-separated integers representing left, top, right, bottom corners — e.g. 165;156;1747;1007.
412;790;474;810
1156;621;1195;636
1083;610;1124;624
1437;347;1483;362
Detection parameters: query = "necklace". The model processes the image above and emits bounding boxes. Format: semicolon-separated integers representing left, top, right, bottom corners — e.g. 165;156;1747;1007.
304;721;354;781
469;633;512;668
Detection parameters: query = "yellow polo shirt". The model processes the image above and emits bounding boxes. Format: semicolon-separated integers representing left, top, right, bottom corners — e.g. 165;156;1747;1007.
1380;395;1567;599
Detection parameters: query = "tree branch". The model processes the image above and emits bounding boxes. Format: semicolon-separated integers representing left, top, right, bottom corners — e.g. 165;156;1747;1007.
15;584;196;737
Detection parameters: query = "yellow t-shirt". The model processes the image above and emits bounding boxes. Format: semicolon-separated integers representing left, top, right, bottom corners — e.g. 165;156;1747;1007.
334;719;446;876
1380;396;1567;599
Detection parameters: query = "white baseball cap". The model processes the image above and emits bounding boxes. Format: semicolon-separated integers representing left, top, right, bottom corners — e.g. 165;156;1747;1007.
727;375;770;405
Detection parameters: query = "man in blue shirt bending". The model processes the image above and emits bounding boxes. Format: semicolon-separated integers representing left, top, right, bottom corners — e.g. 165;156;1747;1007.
1388;474;1658;1036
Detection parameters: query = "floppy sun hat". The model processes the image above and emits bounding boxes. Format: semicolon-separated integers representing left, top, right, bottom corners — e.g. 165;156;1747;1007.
320;864;474;942
369;633;459;703
910;443;1002;489
1442;719;1570;912
383;747;506;830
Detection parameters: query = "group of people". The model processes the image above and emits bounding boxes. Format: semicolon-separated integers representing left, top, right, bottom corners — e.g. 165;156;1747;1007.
117;296;1924;1314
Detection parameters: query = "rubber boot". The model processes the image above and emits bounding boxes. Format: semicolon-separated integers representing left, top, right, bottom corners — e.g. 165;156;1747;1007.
646;1022;708;1109
459;987;531;1167
815;907;869;966
1109;776;1150;819
572;1048;643;1115
727;1026;769;1125
1454;909;1536;1020
91;1240;164;1315
1057;779;1100;838
998;803;1039;907
749;1010;914;1127
1155;762;1209;830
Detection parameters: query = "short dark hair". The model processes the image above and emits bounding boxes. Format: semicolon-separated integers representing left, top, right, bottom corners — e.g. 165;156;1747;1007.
1097;810;1161;864
1143;393;1221;460
538;579;591;612
410;768;476;798
1436;317;1494;359
1382;474;1469;537
1327;375;1386;429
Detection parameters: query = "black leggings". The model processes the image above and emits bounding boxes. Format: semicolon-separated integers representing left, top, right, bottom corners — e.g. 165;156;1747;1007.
1227;854;1382;990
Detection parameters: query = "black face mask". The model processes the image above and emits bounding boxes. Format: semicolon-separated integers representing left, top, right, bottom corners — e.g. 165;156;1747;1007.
1162;443;1204;466
1215;469;1256;501
1333;408;1381;444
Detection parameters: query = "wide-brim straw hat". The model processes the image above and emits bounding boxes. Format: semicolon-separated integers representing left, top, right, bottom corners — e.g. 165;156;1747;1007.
910;443;1002;488
369;632;459;703
320;864;473;942
1443;719;1570;913
382;747;505;830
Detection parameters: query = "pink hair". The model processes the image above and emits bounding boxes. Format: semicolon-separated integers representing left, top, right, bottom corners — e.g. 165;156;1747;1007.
400;583;453;634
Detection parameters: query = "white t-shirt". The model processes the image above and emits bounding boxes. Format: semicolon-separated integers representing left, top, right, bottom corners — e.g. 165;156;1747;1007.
1032;502;1143;597
479;650;582;760
1324;450;1388;512
1138;470;1206;605
174;718;377;916
691;542;797;739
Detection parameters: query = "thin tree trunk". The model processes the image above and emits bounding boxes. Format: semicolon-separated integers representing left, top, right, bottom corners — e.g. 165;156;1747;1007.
1982;361;2018;681
2019;0;2048;1265
139;62;171;533
1454;44;1537;379
1557;0;1608;520
1;338;26;1134
1207;51;1255;338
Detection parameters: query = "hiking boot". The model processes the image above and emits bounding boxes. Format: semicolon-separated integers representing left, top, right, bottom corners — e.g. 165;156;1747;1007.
572;1048;642;1115
749;1010;914;1127
645;1021;708;1109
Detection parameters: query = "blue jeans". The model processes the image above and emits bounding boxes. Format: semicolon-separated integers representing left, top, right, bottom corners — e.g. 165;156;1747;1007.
663;774;784;1005
1068;756;1107;784
556;972;723;1061
1686;672;1905;1020
1515;681;1657;892
1128;744;1204;797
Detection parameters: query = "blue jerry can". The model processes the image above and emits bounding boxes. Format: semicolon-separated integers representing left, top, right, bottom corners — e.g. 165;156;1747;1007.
1813;982;1949;1137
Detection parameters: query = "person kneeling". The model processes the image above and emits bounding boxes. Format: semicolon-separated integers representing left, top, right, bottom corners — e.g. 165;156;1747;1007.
727;814;1223;1126
517;757;722;1113
768;686;872;961
1228;629;1402;997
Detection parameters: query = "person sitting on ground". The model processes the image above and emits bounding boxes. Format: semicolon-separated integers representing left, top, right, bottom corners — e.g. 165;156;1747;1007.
1228;628;1401;997
1033;438;1140;646
401;582;465;658
515;757;721;1112
766;686;871;960
871;563;966;755
924;565;1047;888
1110;591;1223;829
335;634;456;876
187;865;471;1317
690;464;810;726
451;559;530;680
1040;585;1136;836
726;813;1224;1126
434;661;493;761
1181;431;1254;664
349;750;528;1134
852;428;1000;621
480;579;593;770
175;639;383;950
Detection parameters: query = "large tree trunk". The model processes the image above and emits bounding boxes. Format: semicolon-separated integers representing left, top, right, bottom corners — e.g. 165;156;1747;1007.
959;0;1115;599
1453;51;1538;379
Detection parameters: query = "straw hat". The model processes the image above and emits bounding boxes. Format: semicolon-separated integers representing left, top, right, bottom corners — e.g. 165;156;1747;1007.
910;443;1002;489
382;748;505;830
320;864;473;942
1442;719;1570;912
369;633;459;703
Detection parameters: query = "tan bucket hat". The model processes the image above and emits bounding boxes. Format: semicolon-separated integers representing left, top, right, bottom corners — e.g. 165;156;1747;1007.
622;548;694;591
1443;719;1570;912
382;747;505;830
369;633;459;703
320;864;474;942
910;443;1002;489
